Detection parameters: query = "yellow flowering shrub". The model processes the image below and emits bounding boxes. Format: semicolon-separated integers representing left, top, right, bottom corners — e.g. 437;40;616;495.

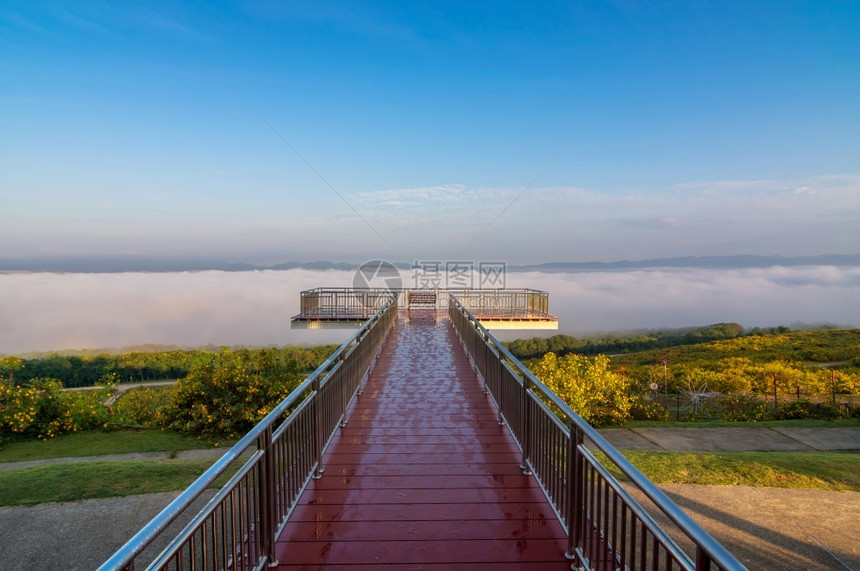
164;349;303;437
0;377;114;443
112;386;173;427
529;353;633;426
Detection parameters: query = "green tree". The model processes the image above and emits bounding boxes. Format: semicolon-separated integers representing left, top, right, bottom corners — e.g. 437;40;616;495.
0;357;24;384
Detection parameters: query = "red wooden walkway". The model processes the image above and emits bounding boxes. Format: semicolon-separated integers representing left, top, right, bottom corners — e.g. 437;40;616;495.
273;311;570;569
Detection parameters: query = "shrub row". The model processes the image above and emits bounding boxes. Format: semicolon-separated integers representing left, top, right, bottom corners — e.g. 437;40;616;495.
1;348;317;446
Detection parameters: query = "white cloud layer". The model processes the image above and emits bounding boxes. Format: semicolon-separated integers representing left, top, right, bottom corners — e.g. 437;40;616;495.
349;174;860;261
1;266;858;354
499;266;860;339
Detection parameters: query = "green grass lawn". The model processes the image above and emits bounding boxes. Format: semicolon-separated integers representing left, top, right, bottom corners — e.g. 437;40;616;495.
611;450;860;491
1;421;857;507
3;450;856;507
0;429;230;463
0;458;239;506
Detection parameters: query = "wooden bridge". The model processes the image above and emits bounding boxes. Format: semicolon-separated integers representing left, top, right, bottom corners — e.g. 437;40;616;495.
101;293;745;570
274;309;569;567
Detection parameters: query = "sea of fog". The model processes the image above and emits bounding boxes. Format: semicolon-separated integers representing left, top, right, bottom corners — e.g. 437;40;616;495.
1;266;859;355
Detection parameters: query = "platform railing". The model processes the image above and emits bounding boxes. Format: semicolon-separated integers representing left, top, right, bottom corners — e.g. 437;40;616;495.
99;295;398;571
450;288;551;318
298;287;395;320
449;296;747;571
294;287;553;320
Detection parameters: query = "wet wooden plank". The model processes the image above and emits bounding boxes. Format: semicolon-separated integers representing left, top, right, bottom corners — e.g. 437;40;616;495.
273;312;569;568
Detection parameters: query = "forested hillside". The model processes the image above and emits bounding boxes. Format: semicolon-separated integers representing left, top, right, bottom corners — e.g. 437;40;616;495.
505;323;789;361
1;345;339;444
513;326;860;424
0;345;338;388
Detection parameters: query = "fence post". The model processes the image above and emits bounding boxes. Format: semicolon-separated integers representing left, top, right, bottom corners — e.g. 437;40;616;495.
257;425;279;567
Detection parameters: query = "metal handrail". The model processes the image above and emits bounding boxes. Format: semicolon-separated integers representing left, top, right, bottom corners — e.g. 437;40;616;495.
448;295;746;570
99;294;398;571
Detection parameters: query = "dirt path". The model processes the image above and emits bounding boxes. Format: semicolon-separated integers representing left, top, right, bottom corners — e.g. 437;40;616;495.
631;484;860;570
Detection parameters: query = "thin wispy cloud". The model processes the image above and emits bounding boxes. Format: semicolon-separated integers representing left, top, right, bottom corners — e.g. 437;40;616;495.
358;185;506;208
4;174;856;264
348;175;860;260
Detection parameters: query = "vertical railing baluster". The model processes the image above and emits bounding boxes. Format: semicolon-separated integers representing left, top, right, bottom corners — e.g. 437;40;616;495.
341;356;348;427
602;475;610;566
521;375;531;474
312;374;323;479
496;356;505;425
224;491;232;569
611;489;619;569
695;547;712;571
257;425;277;567
619;502;628;569
237;479;245;571
652;529;661;571
229;490;238;570
567;421;585;560
588;464;596;562
201;518;208;570
629;507;637;571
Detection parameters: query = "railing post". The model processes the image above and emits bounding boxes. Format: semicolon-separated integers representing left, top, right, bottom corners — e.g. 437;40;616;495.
521;373;531;475
341;355;349;427
567;421;585;560
496;356;505;425
257;425;279;567
312;376;323;479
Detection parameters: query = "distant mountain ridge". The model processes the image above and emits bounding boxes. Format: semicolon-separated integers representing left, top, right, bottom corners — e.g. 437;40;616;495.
1;253;858;273
507;253;860;272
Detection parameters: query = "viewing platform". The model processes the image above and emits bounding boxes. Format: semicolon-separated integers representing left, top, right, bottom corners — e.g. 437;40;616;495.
291;288;559;330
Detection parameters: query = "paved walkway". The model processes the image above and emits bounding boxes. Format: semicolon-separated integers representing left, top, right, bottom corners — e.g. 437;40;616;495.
4;362;858;475
273;312;570;568
0;448;226;472
597;426;860;452
3;426;856;473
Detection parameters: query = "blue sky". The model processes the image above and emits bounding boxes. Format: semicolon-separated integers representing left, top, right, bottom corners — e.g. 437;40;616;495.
2;1;859;264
